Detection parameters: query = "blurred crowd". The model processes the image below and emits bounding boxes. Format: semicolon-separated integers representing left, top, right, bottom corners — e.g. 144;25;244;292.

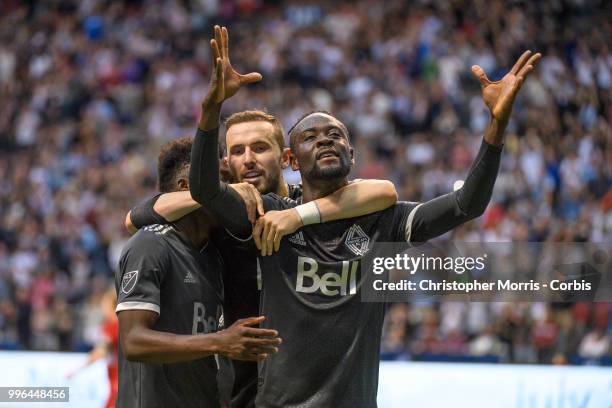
0;0;610;363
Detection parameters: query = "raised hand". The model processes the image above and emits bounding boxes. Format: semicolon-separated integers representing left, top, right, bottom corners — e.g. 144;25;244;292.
205;25;262;106
471;50;541;124
199;26;262;130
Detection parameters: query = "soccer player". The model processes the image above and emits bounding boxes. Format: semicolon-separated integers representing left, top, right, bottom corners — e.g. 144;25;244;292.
125;26;398;407
115;137;284;408
192;29;541;407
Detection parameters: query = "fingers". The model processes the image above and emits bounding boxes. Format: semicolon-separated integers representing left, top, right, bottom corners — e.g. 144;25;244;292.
253;219;263;251
240;72;263;84
214;58;222;83
244;194;256;225
265;223;275;256
248;345;279;354
516;52;541;80
260;218;271;256
236;316;266;326
510;50;532;75
214;25;223;58
256;194;264;218
210;39;221;65
509;53;541;100
471;65;491;87
221;26;229;61
243;330;282;341
274;230;282;253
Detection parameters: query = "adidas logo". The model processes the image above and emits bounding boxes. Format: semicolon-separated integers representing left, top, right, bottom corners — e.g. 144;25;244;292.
288;231;306;246
184;271;197;284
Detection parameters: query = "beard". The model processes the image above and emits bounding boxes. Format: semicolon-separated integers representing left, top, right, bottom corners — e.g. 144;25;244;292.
259;170;281;194
233;167;281;195
305;152;351;180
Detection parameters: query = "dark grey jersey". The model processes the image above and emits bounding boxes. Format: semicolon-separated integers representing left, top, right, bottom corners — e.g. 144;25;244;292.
115;224;224;408
255;196;417;408
215;184;302;408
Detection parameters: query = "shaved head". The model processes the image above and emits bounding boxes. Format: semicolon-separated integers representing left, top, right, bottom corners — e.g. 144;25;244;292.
288;111;349;152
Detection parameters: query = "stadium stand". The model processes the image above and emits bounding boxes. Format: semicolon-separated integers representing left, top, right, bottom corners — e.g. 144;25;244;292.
0;0;610;365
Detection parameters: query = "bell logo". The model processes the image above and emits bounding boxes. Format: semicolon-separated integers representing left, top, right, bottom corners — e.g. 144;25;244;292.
345;224;369;256
296;256;358;296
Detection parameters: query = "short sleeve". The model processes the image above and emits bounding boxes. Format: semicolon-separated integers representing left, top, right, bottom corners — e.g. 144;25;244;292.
129;193;167;229
115;232;168;315
388;201;422;243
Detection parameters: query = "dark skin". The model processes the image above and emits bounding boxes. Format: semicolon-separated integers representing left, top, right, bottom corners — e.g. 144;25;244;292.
118;172;282;364
290;51;542;203
289;113;354;202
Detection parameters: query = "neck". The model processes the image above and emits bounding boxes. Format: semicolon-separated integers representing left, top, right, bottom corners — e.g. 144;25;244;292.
301;176;348;203
174;212;210;249
276;176;289;197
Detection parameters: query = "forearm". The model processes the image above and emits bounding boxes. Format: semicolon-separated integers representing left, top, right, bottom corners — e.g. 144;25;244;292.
189;127;252;237
128;194;167;231
317;180;398;222
483;116;507;146
123;326;219;364
199;101;222;132
154;191;201;222
410;140;502;242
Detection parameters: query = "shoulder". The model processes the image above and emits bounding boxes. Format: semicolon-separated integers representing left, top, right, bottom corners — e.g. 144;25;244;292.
263;193;297;211
120;225;172;260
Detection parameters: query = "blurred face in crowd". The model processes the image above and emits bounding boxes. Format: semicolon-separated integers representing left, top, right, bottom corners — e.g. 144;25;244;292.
290;113;354;182
225;121;290;194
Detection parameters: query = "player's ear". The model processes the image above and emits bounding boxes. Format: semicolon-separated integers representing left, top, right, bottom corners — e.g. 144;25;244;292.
281;148;291;169
290;153;300;171
177;177;189;191
223;156;228;166
349;147;355;166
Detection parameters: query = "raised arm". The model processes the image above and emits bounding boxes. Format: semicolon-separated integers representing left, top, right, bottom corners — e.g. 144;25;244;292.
406;50;541;243
188;26;264;238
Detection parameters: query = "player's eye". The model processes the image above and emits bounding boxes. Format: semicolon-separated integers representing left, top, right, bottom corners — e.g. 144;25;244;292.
304;134;316;142
231;148;244;155
253;144;268;153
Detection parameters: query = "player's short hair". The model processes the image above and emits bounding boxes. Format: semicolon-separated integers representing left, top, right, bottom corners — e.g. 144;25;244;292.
157;136;193;193
287;110;348;151
225;110;285;152
158;136;223;192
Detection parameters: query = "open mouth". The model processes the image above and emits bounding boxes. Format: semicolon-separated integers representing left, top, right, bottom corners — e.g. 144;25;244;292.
316;150;339;160
242;170;263;180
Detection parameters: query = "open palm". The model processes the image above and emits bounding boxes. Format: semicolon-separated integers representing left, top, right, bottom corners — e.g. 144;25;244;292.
472;51;541;123
206;26;262;105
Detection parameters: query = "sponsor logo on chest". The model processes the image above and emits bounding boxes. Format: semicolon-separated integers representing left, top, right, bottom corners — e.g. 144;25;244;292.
295;256;358;296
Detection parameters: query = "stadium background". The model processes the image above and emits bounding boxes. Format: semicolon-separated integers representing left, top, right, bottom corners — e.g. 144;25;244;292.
0;0;610;406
